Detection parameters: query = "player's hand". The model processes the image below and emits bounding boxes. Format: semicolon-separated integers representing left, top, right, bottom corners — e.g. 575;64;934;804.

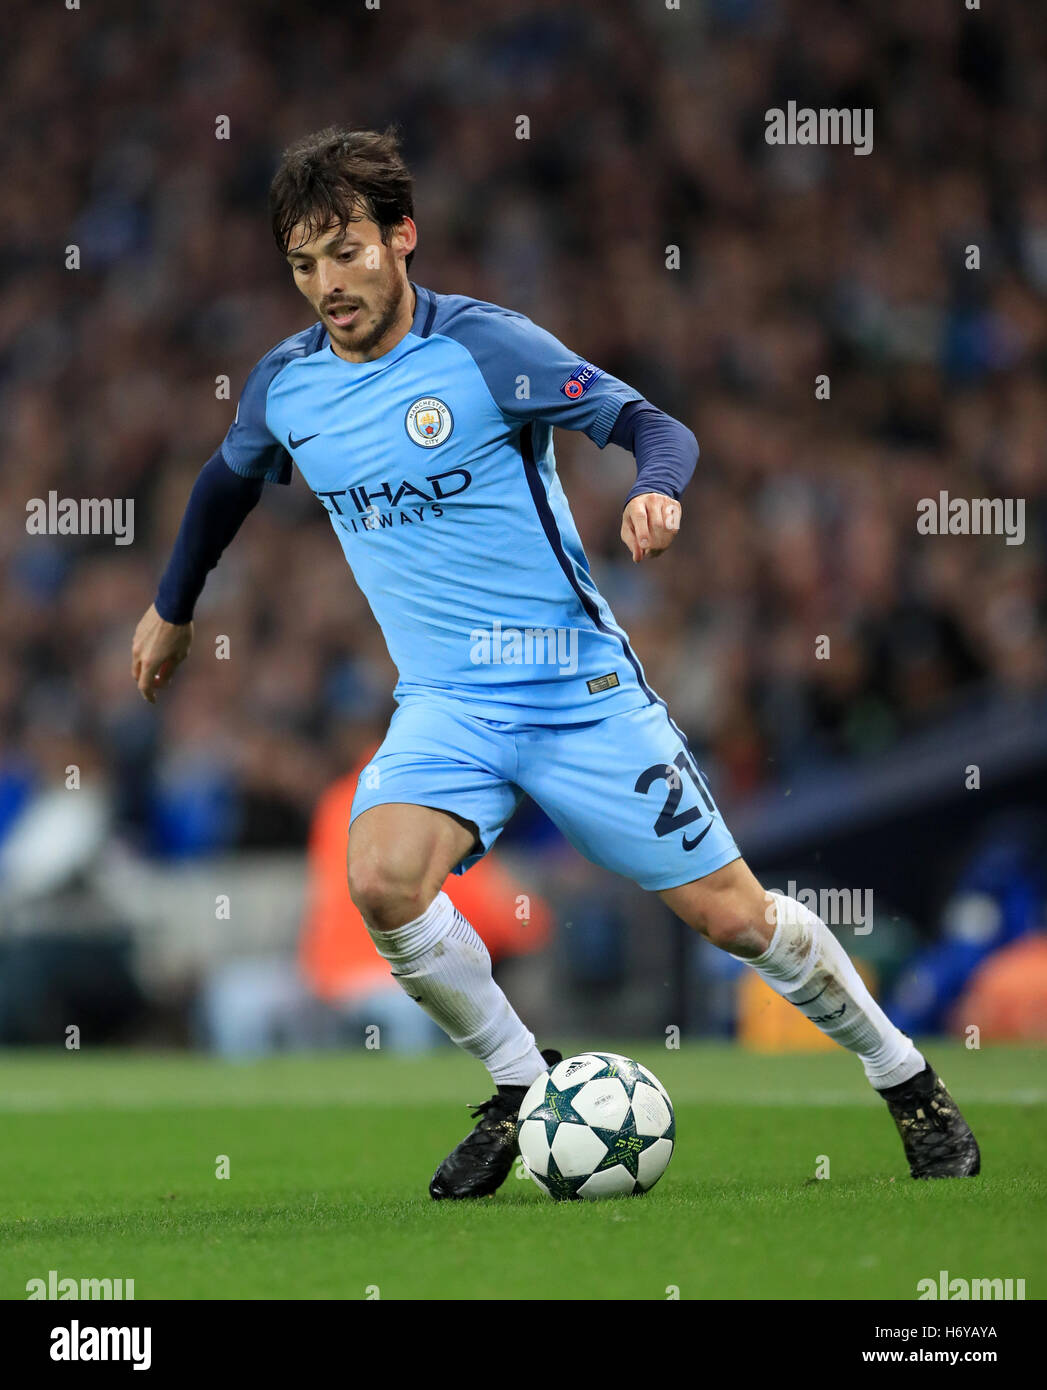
621;492;681;563
132;603;193;703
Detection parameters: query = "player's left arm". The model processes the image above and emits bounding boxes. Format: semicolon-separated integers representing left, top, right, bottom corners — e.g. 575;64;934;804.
609;401;696;563
455;307;697;564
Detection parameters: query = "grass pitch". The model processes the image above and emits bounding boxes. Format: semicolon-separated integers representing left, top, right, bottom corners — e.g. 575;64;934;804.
0;1043;1042;1300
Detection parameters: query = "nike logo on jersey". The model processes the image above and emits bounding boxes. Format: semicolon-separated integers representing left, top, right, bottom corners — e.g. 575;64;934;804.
288;431;320;449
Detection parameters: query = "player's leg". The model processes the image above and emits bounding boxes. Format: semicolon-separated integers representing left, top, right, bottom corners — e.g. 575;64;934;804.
517;701;978;1178
348;800;547;1086
659;858;925;1088
348;800;474;931
348;700;559;1198
659;860;980;1177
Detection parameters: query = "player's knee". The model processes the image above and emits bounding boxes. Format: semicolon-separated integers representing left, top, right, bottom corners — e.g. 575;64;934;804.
694;886;774;955
347;858;430;932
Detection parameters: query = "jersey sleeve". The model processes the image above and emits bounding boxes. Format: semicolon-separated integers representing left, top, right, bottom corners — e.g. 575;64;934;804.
449;306;644;447
219;351;294;485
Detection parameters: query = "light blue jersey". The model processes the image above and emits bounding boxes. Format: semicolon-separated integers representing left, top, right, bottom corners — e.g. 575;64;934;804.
220;283;741;888
220;284;656;724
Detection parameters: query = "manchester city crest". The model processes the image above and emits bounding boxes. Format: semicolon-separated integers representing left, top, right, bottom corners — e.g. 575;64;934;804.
405;396;453;447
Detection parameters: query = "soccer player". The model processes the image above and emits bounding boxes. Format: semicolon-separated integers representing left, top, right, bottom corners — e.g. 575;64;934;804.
132;127;979;1195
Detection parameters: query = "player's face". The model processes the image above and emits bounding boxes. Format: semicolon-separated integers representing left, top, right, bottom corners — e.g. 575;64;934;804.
285;213;416;362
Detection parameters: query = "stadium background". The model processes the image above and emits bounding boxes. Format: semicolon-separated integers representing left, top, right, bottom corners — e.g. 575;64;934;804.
2;0;1045;1053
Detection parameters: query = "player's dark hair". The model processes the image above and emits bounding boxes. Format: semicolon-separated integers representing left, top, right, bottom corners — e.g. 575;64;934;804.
270;125;415;270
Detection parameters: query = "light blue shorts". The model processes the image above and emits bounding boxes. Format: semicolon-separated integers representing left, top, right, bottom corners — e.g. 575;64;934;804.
350;696;741;892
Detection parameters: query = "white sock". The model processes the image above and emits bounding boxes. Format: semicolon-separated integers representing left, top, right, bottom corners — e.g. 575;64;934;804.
743;894;925;1090
366;891;547;1087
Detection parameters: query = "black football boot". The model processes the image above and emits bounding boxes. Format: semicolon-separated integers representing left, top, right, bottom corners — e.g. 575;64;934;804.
880;1062;981;1178
429;1049;562;1199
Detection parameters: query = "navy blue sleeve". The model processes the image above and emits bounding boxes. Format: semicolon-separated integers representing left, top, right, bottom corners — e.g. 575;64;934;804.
154;451;264;623
610;401;699;504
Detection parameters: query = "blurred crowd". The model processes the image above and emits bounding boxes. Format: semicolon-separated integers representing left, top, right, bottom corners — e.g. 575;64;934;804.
2;0;1044;860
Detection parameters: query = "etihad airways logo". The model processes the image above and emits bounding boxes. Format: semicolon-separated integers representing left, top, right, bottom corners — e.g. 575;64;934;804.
312;466;472;534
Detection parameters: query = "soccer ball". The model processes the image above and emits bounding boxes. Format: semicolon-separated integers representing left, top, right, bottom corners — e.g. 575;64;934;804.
517;1051;675;1200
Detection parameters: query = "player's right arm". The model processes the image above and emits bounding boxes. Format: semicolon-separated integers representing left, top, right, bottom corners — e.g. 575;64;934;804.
132;349;295;702
131;451;265;701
